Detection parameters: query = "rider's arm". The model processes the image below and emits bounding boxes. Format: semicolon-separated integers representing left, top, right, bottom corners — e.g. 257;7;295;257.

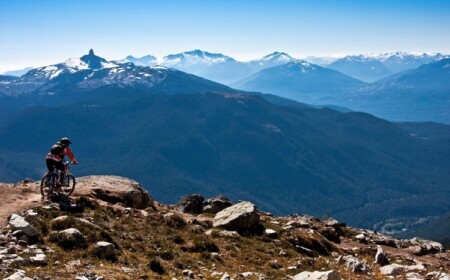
64;146;77;163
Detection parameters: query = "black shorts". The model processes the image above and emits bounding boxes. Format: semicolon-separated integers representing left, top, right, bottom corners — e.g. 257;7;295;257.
46;159;64;173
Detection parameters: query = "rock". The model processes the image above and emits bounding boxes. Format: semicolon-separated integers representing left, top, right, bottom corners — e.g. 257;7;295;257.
94;241;116;259
177;194;205;214
220;273;234;280
50;228;87;249
121;267;134;274
269;260;282;269
30;253;47;265
374;245;389;266
67;259;82;267
210;252;222;261
318;227;340;243
293;270;341;280
51;215;104;231
406;272;424;280
342;255;370;273
4;270;33;280
325;218;346;228
182;269;195;278
76;175;152;209
355;233;367;243
163;212;187;228
427;272;450;280
379;263;404;276
408;245;425;256
295;245;317;258
410;238;444;254
213;202;260;230
265;229;278;238
372;237;397;248
8;214;39;237
205;229;240;238
203;195;232;214
239;272;255;278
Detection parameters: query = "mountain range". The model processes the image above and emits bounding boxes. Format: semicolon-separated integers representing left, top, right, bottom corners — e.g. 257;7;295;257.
4;50;446;86
233;57;450;124
327;52;448;82
0;49;236;97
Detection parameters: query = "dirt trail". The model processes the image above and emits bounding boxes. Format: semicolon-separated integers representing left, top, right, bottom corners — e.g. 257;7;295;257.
0;181;42;226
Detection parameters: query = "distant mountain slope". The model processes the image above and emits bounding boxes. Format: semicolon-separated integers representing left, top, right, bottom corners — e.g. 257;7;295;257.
328;55;392;82
0;75;17;82
1;67;34;77
232;61;366;102
395;122;450;141
397;212;450;247
348;58;450;123
0;91;448;231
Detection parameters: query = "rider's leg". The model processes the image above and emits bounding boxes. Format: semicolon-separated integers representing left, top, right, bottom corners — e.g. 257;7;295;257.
55;161;65;185
46;159;55;173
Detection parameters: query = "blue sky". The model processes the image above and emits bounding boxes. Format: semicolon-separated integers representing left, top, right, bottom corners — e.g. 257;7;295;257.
1;0;450;72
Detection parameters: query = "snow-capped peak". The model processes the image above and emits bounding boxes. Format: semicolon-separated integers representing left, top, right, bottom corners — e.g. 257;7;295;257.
63;58;90;72
80;49;113;70
260;52;294;62
117;55;157;66
162;50;234;66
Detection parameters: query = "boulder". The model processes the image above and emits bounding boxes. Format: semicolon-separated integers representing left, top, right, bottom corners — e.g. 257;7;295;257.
76;175;152;209
265;228;278;238
410;237;444;254
318;227;340;243
374;245;389;266
203;195;232;214
293;270;341;280
30;253;47;266
8;214;39;237
220;273;234;280
4;271;33;280
50;228;87;249
427;272;450;280
325;218;346;228
372;237;397;248
93;241;116;259
379;264;404;276
213;201;260;230
342;255;371;273
176;194;204;214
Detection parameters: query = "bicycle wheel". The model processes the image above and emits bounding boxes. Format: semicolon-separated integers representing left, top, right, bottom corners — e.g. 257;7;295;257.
61;174;76;196
40;173;55;198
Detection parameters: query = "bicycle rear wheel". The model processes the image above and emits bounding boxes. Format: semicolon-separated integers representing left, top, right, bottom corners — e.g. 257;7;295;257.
61;174;76;196
40;173;55;198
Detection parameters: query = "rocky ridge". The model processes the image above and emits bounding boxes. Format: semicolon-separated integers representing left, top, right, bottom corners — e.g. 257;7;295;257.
0;176;449;280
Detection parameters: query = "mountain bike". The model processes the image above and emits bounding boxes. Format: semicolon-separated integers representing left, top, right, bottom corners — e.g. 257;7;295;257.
40;161;76;198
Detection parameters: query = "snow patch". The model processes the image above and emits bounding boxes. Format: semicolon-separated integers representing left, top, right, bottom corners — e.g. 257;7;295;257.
64;58;89;71
50;69;63;79
101;61;119;69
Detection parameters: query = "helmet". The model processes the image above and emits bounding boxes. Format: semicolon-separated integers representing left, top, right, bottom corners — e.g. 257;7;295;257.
60;137;72;146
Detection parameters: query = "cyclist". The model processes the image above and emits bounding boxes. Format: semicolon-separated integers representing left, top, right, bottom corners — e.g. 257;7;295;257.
45;137;78;186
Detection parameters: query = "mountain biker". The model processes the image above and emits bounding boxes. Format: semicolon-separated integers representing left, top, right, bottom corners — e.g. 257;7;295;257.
45;137;78;186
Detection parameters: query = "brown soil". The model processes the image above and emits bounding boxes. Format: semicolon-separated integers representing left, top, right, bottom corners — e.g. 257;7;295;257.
0;181;42;226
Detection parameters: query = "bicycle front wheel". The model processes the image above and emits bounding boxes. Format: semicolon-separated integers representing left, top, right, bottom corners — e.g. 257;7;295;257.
40;173;55;198
61;174;76;196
